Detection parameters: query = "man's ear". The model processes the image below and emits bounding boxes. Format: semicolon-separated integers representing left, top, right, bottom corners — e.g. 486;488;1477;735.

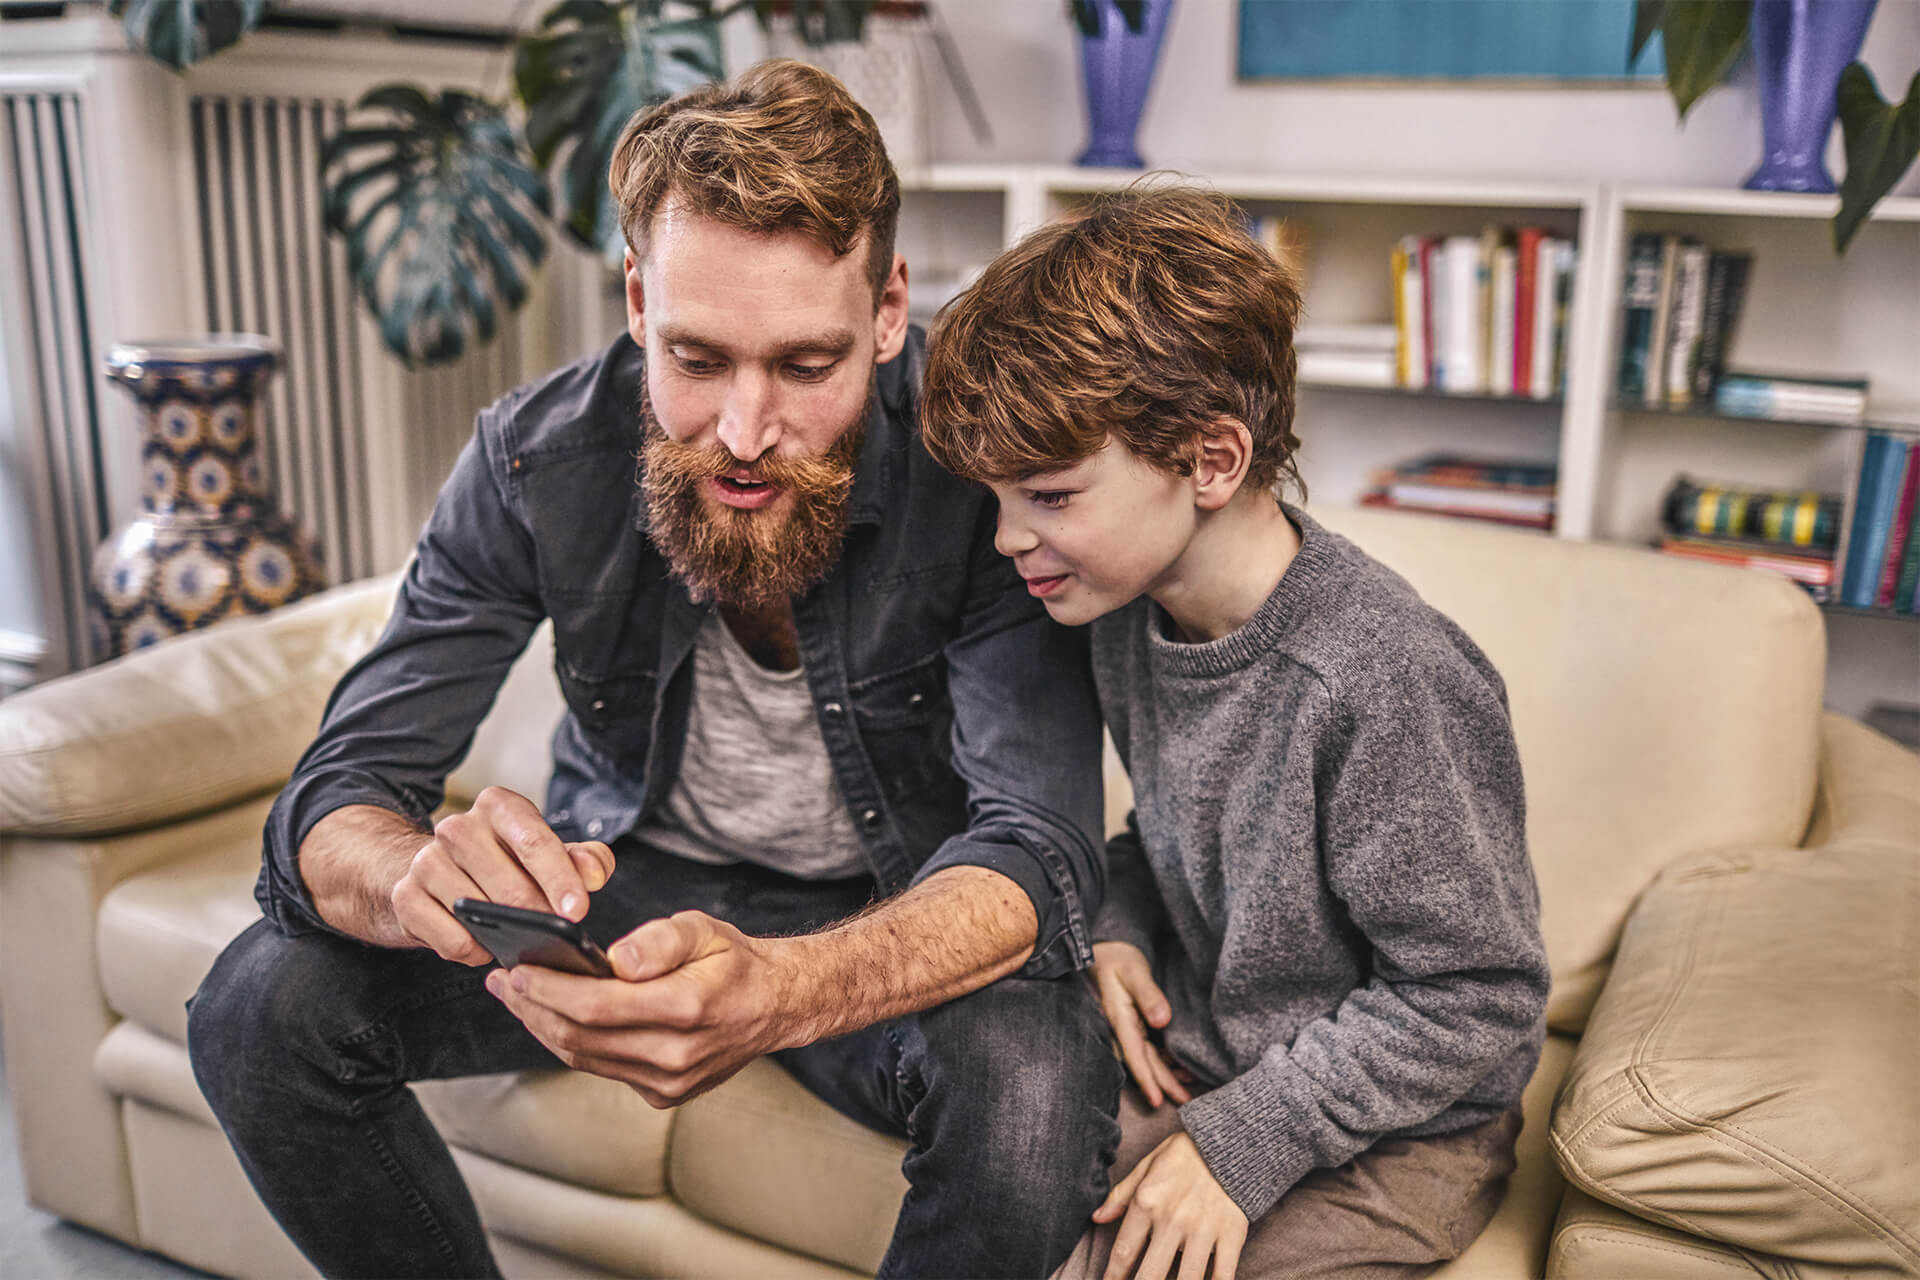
874;252;910;364
1192;417;1254;512
624;248;646;348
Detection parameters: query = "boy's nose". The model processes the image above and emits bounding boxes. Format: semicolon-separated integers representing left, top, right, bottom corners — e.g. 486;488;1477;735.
715;376;779;462
994;505;1039;558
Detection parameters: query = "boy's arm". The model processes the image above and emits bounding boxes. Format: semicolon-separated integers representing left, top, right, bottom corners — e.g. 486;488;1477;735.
1179;661;1550;1223
1092;809;1169;955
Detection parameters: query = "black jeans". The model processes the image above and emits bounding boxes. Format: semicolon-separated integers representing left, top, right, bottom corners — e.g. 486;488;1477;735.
188;844;1123;1279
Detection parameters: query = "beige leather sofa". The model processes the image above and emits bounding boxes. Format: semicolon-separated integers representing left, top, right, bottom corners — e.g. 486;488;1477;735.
2;505;1915;1279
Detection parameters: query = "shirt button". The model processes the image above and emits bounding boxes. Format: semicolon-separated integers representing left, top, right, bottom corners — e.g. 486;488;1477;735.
861;808;880;827
822;701;844;717
586;819;604;837
907;693;924;707
591;699;606;712
551;809;572;824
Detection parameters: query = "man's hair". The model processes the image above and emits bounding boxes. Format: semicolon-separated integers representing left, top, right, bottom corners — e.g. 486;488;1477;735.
609;59;900;302
922;184;1304;496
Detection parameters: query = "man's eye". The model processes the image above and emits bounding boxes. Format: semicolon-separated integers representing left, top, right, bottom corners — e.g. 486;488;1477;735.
786;361;839;382
676;355;724;375
1030;490;1071;510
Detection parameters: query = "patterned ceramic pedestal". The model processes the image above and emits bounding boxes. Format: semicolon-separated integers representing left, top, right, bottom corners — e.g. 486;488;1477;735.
90;335;325;660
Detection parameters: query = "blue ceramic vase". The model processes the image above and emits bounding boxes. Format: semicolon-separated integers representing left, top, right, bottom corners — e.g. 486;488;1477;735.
91;335;325;659
1076;0;1174;168
1744;0;1879;192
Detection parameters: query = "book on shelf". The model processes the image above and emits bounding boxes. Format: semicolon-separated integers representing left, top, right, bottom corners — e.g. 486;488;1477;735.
1364;453;1557;530
1657;537;1835;598
1389;227;1571;400
1835;431;1919;610
1713;370;1870;425
1894;472;1920;612
1688;252;1751;404
1296;323;1400;351
1876;447;1920;608
1664;242;1710;407
1617;234;1753;408
1298;349;1398;387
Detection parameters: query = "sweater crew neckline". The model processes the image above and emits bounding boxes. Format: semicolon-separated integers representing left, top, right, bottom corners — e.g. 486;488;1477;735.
1147;503;1336;679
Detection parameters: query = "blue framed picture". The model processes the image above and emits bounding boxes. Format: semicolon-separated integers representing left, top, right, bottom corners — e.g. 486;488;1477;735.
1238;0;1666;82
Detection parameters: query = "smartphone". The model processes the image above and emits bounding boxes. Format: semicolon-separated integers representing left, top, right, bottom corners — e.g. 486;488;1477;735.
452;898;616;978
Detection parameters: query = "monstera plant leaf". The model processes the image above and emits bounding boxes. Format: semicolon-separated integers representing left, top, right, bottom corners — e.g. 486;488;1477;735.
753;0;878;45
1069;0;1147;38
1834;65;1920;253
107;0;268;71
1631;0;1752;120
515;0;732;262
322;86;552;366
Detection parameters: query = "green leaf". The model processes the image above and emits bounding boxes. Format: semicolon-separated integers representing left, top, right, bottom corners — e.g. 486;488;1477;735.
513;0;728;260
1834;65;1920;254
1629;0;1667;68
1655;0;1751;120
107;0;267;71
320;88;552;366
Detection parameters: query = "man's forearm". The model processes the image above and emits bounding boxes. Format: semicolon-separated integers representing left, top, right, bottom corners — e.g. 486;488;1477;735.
300;804;431;947
770;865;1040;1049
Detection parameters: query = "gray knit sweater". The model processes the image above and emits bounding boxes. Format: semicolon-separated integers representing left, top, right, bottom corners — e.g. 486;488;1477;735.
1090;505;1550;1220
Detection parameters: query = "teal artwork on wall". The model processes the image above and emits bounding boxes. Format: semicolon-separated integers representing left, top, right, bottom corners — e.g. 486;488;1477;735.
1238;0;1667;81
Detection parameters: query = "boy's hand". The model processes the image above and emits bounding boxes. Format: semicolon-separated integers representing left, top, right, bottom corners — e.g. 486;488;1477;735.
1095;1131;1248;1280
1092;940;1191;1107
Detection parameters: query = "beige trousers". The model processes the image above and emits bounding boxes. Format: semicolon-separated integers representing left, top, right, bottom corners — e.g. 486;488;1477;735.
1053;1087;1523;1280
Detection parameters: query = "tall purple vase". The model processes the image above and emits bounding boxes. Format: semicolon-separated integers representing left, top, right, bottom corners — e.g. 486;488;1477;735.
1744;0;1878;192
1076;0;1174;168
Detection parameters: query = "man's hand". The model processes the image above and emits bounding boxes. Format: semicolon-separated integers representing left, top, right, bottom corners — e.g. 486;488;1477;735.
391;786;616;965
1092;941;1191;1108
484;909;792;1107
1095;1131;1248;1280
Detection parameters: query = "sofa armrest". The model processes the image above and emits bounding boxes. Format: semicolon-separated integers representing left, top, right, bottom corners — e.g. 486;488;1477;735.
0;574;398;839
1800;712;1920;852
1549;840;1920;1275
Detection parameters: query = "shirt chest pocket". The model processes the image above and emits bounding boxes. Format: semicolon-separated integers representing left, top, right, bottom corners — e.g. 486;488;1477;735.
555;664;658;764
849;660;956;801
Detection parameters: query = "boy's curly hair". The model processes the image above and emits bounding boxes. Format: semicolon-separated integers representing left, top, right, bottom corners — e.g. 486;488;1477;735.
609;59;899;302
922;183;1304;496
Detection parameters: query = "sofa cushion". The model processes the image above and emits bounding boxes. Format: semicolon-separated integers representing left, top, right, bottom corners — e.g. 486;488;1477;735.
97;849;674;1199
1549;1187;1766;1279
0;574;399;838
670;1057;908;1274
1312;506;1825;1032
1550;843;1919;1274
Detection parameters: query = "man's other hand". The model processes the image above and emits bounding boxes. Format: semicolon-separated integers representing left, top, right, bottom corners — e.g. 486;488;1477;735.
390;785;615;966
483;909;791;1107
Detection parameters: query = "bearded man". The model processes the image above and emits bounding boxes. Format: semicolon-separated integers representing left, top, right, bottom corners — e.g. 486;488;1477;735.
187;60;1120;1280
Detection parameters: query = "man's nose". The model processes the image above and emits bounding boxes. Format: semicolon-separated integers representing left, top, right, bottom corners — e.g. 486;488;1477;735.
994;503;1038;559
715;374;779;462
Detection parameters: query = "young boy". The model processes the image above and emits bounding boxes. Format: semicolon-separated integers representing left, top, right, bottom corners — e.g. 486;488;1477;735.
920;187;1551;1280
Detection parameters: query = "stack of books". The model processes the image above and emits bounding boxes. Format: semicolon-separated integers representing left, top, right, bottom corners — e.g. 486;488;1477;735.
1835;430;1920;612
1615;233;1752;409
1295;323;1399;388
1656;476;1841;601
1389;228;1576;399
1714;370;1870;426
1361;453;1557;530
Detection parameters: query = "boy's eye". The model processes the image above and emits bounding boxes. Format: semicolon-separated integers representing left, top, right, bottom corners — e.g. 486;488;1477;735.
1029;490;1072;510
786;360;840;382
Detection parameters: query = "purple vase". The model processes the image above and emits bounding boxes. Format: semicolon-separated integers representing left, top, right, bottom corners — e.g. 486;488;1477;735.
1744;0;1878;192
1076;0;1174;168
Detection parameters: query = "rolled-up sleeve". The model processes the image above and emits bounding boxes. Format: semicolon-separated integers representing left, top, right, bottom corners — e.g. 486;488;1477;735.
910;502;1106;977
256;412;545;935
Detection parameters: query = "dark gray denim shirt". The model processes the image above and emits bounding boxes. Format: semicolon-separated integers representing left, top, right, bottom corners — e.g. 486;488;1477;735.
256;330;1107;977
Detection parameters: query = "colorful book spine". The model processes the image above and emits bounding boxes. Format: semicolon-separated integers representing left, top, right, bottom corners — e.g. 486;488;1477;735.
1489;243;1517;397
1616;232;1663;399
1440;234;1484;394
1875;445;1920;608
1665;242;1710;407
1643;235;1682;409
1514;227;1542;396
1841;433;1906;608
1551;241;1576;397
1895;473;1920;612
1689;251;1751;402
1527;236;1558;400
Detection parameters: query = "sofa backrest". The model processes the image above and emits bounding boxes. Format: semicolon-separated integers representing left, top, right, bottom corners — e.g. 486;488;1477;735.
1302;505;1826;1032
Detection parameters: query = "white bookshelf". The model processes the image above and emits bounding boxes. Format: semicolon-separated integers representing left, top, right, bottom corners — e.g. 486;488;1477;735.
897;166;1920;721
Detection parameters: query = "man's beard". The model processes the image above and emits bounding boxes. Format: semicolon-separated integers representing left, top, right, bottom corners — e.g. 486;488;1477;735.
639;382;871;610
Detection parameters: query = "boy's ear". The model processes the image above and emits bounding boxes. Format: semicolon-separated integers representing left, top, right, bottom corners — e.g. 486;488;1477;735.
1192;417;1254;512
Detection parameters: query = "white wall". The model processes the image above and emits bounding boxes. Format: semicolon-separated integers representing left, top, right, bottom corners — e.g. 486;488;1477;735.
924;0;1920;197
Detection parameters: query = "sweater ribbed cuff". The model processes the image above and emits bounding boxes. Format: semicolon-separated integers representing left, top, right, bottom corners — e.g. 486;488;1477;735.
1178;1068;1316;1221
